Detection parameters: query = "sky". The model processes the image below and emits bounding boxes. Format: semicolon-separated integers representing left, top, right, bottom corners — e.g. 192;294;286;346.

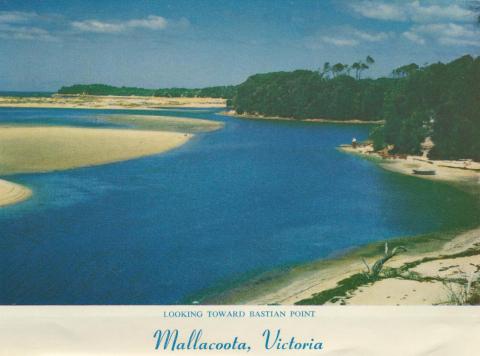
0;0;479;91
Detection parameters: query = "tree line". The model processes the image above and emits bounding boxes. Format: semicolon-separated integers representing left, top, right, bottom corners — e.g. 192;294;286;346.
57;84;237;99
231;55;479;161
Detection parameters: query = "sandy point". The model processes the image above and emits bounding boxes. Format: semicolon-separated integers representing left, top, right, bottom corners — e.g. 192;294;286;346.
0;179;32;207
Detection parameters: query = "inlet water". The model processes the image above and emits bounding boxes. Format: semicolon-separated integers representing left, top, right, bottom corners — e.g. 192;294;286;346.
0;107;477;304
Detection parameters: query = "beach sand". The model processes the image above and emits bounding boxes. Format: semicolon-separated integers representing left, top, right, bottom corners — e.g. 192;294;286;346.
0;126;192;176
0;179;32;207
339;144;480;191
0;95;226;110
208;227;479;305
345;279;450;305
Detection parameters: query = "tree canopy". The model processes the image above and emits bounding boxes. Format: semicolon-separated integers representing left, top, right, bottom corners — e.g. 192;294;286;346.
232;55;479;160
58;84;237;99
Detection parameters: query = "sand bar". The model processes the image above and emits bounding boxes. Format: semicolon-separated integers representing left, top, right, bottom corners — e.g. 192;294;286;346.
102;114;224;133
0;95;226;110
0;179;32;207
0;126;192;175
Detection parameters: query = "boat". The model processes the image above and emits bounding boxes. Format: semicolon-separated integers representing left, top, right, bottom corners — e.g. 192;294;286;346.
412;168;436;175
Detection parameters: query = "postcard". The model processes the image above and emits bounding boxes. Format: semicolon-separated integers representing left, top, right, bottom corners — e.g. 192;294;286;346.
0;0;479;354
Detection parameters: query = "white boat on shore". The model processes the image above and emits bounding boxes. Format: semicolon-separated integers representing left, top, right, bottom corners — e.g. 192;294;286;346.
412;168;436;175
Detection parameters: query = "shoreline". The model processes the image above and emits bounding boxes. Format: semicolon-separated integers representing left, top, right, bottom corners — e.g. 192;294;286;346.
200;145;479;306
338;144;480;194
220;110;384;124
0;95;226;110
200;225;480;305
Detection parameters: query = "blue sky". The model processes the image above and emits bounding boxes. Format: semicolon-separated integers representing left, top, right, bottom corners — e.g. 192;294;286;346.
0;0;479;91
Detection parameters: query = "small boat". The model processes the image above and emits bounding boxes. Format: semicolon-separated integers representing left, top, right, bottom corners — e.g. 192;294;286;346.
412;168;436;175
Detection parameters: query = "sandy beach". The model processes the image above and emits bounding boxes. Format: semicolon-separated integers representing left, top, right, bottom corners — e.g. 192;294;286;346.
207;226;480;306
221;110;384;124
339;144;480;193
0;95;226;110
0;179;32;207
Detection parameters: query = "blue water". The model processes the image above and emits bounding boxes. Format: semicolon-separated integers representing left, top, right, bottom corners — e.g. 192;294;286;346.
0;108;476;304
0;91;54;97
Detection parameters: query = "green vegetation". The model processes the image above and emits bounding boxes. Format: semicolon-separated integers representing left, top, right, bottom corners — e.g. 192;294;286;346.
232;56;394;121
58;84;156;96
381;55;480;159
232;56;391;120
59;54;479;161
231;55;480;160
58;84;237;99
154;85;236;98
296;245;480;305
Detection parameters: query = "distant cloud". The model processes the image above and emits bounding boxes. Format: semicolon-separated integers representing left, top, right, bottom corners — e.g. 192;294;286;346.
0;10;189;41
307;27;391;48
0;11;57;41
0;25;57;41
404;23;480;47
349;2;406;21
71;15;180;33
351;29;391;42
402;30;425;45
349;1;475;23
0;11;38;24
322;37;359;47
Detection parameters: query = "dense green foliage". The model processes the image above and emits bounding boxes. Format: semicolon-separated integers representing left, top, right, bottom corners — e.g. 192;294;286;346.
232;55;479;160
233;70;395;120
153;85;236;98
58;84;237;99
381;55;480;159
58;84;156;96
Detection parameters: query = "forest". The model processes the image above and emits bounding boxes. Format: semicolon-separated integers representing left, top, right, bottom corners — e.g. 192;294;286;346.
231;55;479;161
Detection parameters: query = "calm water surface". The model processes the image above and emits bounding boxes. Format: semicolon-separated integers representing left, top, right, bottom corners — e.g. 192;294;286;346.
0;107;476;304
